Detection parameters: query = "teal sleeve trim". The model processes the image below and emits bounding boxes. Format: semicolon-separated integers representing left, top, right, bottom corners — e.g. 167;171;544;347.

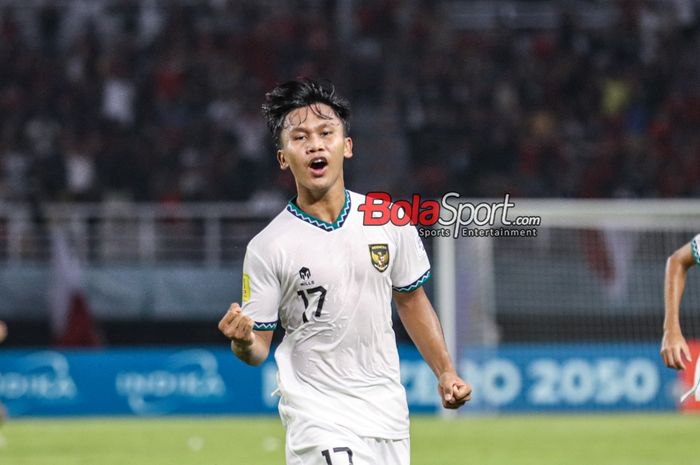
253;321;277;331
393;269;431;293
692;237;700;267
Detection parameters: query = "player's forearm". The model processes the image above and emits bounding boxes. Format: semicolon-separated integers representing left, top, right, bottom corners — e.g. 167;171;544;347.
412;326;456;379
230;336;269;366
663;253;689;333
396;292;456;378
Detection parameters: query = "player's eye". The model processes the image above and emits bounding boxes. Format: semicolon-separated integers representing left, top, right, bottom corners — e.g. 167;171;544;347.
321;131;331;136
293;135;306;141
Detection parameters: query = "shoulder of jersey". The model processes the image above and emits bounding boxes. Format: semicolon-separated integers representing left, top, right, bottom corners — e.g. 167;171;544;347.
247;208;292;253
349;189;410;235
348;190;366;210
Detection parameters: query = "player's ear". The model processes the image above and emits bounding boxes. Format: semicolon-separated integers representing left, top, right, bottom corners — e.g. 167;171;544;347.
277;150;289;170
343;137;353;160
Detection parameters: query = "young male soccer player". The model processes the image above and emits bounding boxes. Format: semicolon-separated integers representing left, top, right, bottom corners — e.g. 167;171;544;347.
218;79;471;465
660;234;700;370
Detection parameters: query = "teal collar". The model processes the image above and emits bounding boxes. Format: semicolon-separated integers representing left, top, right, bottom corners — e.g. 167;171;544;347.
286;190;351;232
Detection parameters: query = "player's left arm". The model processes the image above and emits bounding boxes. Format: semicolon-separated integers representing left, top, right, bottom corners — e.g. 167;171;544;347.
394;287;471;409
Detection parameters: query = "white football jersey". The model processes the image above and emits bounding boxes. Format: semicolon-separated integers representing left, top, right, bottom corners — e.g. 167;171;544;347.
241;190;431;439
692;234;700;266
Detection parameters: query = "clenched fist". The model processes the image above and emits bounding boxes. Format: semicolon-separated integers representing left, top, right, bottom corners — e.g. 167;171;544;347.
438;371;472;409
218;303;255;347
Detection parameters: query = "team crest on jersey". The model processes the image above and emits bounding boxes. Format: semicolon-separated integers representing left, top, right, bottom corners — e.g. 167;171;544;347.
369;244;390;272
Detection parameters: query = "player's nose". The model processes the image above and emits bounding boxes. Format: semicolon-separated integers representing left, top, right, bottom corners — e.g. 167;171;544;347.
305;134;324;152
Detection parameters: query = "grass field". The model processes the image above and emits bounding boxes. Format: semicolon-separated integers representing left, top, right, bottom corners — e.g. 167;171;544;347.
0;414;698;465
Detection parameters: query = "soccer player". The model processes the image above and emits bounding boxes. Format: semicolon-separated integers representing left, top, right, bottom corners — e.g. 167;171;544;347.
218;79;471;465
660;234;700;370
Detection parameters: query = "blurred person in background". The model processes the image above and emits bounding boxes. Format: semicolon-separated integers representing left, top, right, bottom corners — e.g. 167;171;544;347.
2;2;700;206
660;234;700;370
218;78;470;465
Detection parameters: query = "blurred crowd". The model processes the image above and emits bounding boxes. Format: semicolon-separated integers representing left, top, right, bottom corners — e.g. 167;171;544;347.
0;0;699;206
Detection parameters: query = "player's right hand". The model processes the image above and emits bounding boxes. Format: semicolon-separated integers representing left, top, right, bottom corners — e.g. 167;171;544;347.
660;330;692;370
438;371;471;409
218;303;255;346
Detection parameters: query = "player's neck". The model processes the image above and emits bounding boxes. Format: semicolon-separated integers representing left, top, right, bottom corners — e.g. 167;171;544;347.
295;184;347;224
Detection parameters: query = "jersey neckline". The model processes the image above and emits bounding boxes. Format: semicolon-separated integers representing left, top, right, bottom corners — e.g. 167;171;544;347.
286;190;352;232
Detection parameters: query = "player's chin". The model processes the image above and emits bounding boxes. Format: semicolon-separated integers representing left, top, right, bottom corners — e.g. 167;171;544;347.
300;174;328;189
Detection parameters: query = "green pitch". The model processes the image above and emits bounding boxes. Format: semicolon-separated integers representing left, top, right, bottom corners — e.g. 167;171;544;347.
1;414;698;465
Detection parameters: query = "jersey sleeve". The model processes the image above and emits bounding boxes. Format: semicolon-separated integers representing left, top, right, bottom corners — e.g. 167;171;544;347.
241;246;281;331
692;234;700;267
391;223;431;292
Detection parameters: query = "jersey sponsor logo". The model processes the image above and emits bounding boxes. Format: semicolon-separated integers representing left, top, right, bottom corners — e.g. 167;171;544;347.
298;267;315;286
369;243;390;272
242;273;250;303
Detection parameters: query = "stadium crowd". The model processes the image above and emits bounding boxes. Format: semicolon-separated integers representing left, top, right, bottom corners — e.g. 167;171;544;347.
0;0;699;205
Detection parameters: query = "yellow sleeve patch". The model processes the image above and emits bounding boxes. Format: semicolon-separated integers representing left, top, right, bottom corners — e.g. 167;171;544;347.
242;273;250;303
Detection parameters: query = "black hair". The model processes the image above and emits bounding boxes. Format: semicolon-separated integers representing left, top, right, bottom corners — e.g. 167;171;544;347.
261;78;351;148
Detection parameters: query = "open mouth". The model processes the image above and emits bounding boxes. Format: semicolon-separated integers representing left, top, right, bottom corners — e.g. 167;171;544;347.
309;157;328;175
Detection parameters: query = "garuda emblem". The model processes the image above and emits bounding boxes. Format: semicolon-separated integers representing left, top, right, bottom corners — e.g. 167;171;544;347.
369;244;390;272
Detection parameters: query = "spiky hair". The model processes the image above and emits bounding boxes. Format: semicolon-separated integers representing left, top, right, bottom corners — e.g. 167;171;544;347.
261;78;351;148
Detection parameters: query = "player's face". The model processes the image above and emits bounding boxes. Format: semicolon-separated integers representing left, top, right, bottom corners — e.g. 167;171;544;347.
277;103;353;196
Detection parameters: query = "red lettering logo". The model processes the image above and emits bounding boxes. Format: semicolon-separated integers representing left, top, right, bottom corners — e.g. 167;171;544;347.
358;192;440;226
